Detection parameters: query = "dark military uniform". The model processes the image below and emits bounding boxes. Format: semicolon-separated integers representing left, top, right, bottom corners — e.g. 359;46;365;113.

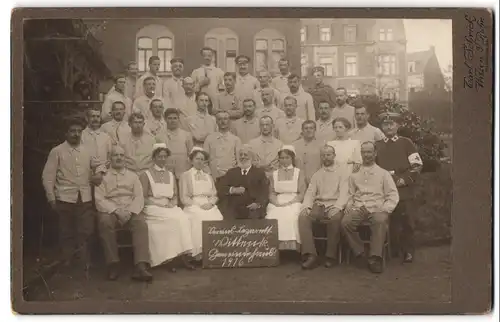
375;112;423;262
306;66;336;119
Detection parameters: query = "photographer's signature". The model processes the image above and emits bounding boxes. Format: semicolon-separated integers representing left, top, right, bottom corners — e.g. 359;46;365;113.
463;14;488;91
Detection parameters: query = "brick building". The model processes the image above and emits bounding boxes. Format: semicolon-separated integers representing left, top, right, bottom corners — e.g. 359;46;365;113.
407;46;446;93
84;18;301;93
300;19;408;101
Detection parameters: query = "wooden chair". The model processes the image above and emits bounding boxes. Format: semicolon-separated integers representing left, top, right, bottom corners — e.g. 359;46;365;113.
312;222;345;264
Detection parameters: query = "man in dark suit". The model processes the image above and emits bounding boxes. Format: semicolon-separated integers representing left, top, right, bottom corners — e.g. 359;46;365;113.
216;145;270;219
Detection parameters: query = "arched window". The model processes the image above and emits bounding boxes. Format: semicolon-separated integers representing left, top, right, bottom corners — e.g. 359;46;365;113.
254;29;286;74
136;25;174;75
204;28;239;72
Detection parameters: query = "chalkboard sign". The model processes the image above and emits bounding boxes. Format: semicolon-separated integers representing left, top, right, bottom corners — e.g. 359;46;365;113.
202;219;280;269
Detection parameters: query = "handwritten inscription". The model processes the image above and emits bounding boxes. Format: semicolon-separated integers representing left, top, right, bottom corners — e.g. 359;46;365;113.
463;14;489;91
202;220;279;269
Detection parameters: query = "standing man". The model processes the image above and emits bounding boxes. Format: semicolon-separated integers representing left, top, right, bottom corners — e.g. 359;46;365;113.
42;117;105;268
280;74;315;121
106;61;138;101
255;88;286;124
253;70;281;109
191;47;224;105
95;145;152;282
162;58;185;110
101;101;131;145
185;92;217;147
177;77;198;131
81;106;113;171
332;87;356;128
234;55;259;101
120;112;158;173
274;96;304;144
133;76;163;121
248;116;283;177
204;111;242;180
350;105;386;143
213;72;243;120
316;100;335;144
230;98;261;144
293;120;322;186
375;112;423;263
144;99;167;139
298;144;350;269
342;141;399;273
135;56;163;99
158;108;194;180
216;145;269;220
101;75;133;123
271;58;292;94
306;66;336;116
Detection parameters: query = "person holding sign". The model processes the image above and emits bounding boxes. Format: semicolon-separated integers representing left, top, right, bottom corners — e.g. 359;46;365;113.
298;144;350;270
180;147;224;261
265;145;307;251
216;144;269;220
139;143;196;270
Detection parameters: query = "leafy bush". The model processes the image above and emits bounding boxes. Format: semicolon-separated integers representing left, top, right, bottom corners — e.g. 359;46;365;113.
350;94;448;172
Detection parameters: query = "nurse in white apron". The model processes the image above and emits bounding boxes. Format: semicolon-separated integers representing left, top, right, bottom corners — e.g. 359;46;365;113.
179;147;223;260
327;117;362;174
139;143;196;270
266;145;307;251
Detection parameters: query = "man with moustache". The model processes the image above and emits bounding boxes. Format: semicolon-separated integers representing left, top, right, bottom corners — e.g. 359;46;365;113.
135;56;163;99
162;58;186;110
315;100;335;144
293;120;322;186
274;96;304;144
342;141;399;273
234;55;260;102
213;72;243;120
42;117;106;269
280;74;315;121
133;76;164;121
349;105;386;143
375;112;423;263
95;145;152;282
298;144;350;269
271;58;292;94
81;106;113;173
248;116;284;178
332;87;356;129
253;70;281;109
185;92;217;147
101;75;133;123
191;47;225;104
216;145;269;219
177;77;198;131
101;101;132;145
107;62;138;100
120;112;158;173
306;66;336;116
230;98;261;144
255;88;286;124
144;99;167;139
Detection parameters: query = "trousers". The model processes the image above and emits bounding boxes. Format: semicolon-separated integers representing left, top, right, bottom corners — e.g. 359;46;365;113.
341;210;389;258
298;206;343;259
390;200;415;255
55;197;95;264
97;212;150;265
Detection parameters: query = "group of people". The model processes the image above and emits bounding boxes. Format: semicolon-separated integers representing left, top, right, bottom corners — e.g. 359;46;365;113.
41;47;424;282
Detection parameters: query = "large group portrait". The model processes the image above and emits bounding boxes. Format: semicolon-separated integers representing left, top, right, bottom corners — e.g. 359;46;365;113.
10;7;493;315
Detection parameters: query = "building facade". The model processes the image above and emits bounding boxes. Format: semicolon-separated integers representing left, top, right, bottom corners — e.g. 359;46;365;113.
300;19;408;101
407;46;446;93
85;18;301;93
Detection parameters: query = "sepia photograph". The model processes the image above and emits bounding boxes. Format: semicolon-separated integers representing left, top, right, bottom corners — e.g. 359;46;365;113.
11;7;493;315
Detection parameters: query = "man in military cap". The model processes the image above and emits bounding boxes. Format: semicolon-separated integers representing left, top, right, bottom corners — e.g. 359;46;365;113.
234;55;259;102
306;66;336;119
375;111;423;263
162;57;186;110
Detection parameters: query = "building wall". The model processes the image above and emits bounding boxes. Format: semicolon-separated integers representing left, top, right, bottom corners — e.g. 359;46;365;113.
89;18;301;92
423;54;445;91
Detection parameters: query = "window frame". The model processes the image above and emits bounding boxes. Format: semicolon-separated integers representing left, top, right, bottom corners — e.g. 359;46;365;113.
135;25;175;76
254;29;287;75
377;54;398;76
318;56;334;77
204;28;240;72
320;27;331;42
344;53;358;77
343;25;357;43
408;61;416;73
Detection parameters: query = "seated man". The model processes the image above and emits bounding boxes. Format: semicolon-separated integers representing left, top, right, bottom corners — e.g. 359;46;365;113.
341;142;399;274
298;144;349;269
216;145;269;219
95;145;152;282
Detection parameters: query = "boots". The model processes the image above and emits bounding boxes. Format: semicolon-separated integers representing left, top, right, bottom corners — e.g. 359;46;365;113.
131;262;153;282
